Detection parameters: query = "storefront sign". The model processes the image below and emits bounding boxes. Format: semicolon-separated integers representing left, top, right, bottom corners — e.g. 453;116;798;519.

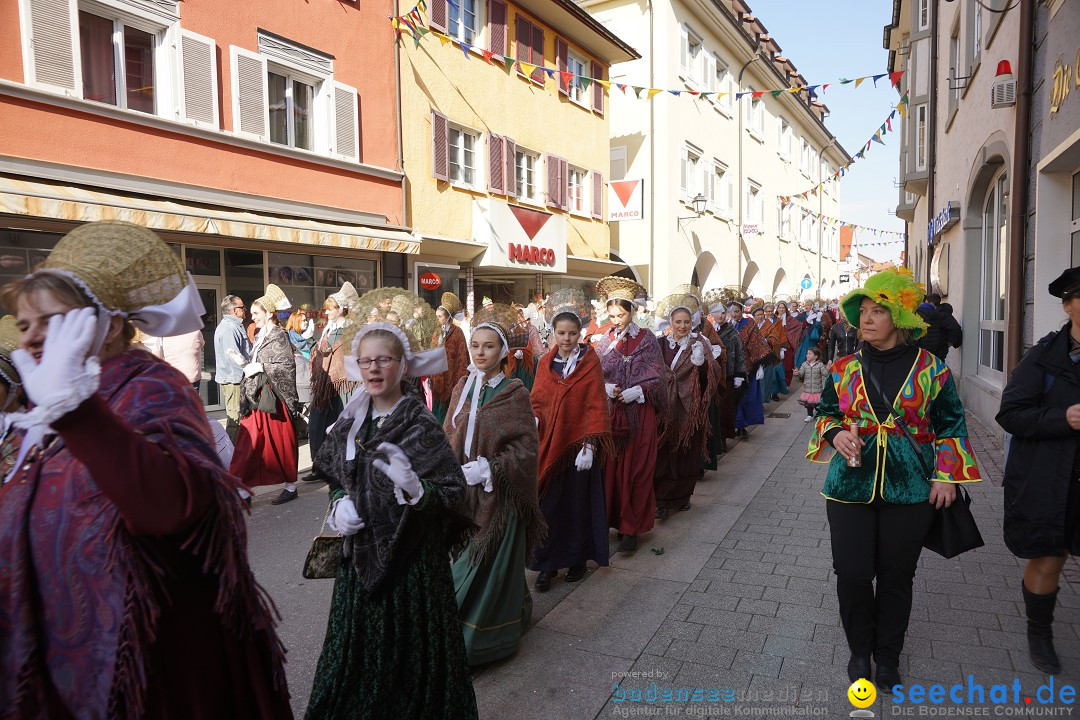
839;273;851;283
1049;46;1079;114
926;201;959;243
741;224;761;236
419;272;442;290
608;179;643;221
473;199;567;273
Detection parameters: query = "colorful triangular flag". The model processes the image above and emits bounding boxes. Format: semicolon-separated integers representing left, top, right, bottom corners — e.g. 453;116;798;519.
647;88;662;100
889;70;904;87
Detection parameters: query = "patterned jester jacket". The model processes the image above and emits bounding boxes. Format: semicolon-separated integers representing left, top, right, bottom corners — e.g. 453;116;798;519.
806;348;981;504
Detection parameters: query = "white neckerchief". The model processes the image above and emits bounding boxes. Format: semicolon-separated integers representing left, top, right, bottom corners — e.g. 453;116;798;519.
451;368;506;460
555;345;582;378
251;323;271;361
667;333;694;369
603;323;637;356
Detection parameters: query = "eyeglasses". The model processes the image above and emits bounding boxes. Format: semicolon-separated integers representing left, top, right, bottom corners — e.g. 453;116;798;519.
357;356;398;369
232;305;245;312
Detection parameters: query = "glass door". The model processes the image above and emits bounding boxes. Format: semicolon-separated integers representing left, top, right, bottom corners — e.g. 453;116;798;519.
197;283;223;409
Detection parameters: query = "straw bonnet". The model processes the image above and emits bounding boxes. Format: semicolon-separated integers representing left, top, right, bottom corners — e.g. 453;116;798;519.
671;283;702;302
439;291;463;316
329;281;359;311
840;266;929;338
36;220;203;338
655;292;701;320
596;276;647;305
473;303;517;348
254;283;291;314
543;288;589;329
0;315;22;390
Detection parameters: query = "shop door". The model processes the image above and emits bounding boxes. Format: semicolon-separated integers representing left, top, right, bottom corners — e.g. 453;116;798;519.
197;284;223;409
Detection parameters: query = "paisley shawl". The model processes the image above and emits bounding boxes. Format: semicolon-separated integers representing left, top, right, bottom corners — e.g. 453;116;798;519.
241;324;299;415
430;324;470;407
596;324;672;445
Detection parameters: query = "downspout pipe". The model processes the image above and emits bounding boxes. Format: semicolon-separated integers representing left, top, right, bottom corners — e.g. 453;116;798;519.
1006;0;1034;376
648;0;655;296
926;0;939;291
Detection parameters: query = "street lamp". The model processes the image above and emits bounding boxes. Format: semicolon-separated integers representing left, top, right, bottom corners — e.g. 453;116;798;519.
678;193;708;227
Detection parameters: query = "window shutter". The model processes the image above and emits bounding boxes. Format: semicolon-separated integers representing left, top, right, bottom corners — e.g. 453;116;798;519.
487;0;507;54
679;148;689;203
530;25;544;84
706;54;717;92
555;37;569;95
703;165;714;211
26;0;78;93
559;157;569;211
545;153;559;208
591;171;603;219
431;109;449;181
725;173;734;212
429;0;448;33
332;81;359;160
179;30;219;129
229;46;268;140
487;133;504;194
504;137;517;197
591;61;604;114
515;15;530;62
679;26;689;77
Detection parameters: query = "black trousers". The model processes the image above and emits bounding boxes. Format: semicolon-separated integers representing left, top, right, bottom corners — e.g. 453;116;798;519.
826;497;935;668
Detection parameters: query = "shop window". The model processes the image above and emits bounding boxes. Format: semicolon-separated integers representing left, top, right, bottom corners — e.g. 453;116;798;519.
268;251;377;314
415;264;460;312
0;230;61;296
979;171;1007;378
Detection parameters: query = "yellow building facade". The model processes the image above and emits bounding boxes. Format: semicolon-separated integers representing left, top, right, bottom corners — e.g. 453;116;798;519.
400;0;638;312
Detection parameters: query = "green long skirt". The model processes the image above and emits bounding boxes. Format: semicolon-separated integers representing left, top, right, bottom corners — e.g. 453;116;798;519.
452;511;532;665
304;532;478;720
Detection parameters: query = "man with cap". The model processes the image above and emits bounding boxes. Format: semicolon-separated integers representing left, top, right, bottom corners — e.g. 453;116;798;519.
997;265;1080;676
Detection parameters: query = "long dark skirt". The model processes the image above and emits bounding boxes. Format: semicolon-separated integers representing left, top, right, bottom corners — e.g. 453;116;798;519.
654;423;707;510
529;464;609;572
736;374;765;428
308;394;344;460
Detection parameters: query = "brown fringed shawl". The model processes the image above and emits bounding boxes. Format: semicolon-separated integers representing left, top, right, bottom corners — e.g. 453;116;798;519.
738;320;772;370
758;318;787;359
781;313;805;352
310;320;357;411
430;323;469;406
444;378;546;564
660;334;721;451
531;345;614;498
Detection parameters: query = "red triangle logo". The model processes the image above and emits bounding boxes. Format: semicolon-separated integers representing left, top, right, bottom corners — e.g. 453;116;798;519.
610;180;638;208
509;205;553;241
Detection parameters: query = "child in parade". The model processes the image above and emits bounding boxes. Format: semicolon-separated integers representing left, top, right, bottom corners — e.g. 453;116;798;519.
797;347;827;421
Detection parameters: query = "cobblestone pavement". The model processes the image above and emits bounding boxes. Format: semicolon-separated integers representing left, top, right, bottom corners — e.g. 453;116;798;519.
472;392;1080;719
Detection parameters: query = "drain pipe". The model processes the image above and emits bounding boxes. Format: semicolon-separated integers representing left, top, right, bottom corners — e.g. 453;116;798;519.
925;0;939;291
1006;0;1034;375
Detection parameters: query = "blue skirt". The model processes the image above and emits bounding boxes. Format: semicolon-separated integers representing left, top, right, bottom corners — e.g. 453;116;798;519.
736;374;765;428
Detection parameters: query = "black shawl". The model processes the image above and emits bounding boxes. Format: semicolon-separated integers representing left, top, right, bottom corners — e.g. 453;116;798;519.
241;324;298;416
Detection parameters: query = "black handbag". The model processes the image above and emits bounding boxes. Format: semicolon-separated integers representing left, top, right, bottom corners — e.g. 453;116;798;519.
857;353;984;558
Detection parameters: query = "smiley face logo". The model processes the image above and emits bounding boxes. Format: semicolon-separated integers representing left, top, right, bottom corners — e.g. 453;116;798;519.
848;678;876;708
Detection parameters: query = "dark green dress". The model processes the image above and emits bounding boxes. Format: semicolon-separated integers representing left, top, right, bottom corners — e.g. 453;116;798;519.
305;395;478;720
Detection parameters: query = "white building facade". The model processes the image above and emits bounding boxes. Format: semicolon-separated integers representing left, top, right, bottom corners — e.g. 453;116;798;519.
582;0;848;301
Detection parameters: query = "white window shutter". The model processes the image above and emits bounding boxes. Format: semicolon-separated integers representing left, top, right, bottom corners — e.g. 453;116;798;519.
679;148;688;202
704;165;714;211
24;0;79;94
725;173;734;213
230;46;268;141
332;81;359;160
179;30;219;129
679;26;689;77
707;54;717;92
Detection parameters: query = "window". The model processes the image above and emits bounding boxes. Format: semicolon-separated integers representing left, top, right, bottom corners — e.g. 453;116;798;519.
915;104;928;171
448;0;482;44
979;172;1007;377
681;145;702;203
610;145;627;181
268;70;315;150
710;161;733;216
714;58;734;114
972;1;982;58
448;124;479;188
515;148;541;203
745;181;763;224
777;117;792;159
568;166;587;214
949;29;961;106
777;201;791;239
918;0;930;30
567;49;588;105
799;137;811;177
744;89;764;137
515;15;544;84
680;27;704;86
77;9;158;114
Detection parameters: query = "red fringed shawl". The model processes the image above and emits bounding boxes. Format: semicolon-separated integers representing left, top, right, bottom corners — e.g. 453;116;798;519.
531;345;614;498
431;324;470;406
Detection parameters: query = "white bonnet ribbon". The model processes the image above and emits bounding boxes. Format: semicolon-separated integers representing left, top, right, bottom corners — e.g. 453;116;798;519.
670;334;690;370
602;323;632;356
562;346;580;378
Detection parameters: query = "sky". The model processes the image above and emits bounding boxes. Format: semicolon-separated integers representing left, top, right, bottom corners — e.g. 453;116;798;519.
751;0;906;263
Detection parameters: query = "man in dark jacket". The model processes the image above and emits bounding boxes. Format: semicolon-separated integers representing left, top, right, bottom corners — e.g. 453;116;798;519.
915;294;945;358
828;315;859;361
938;302;963;355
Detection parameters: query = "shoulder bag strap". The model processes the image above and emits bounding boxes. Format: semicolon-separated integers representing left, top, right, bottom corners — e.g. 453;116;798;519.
856;352;933;479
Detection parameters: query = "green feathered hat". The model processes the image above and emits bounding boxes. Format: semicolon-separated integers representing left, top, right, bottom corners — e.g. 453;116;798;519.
840;267;929;339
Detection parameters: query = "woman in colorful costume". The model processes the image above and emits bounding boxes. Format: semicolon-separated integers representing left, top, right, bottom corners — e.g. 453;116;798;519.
505;312;539;392
305;290;478;720
806;267;981;691
776;301;804;386
230;282;301;505
733;301;770;438
528;289;613;591
595;276;670;554
446;304;545;665
702;290;744;465
0;221;291;719
653;293;720;519
306;282;359;481
755;302;788;402
430;291;471;424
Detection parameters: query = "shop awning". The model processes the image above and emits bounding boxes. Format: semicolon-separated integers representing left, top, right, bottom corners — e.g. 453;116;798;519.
566;253;637;279
0;175;420;254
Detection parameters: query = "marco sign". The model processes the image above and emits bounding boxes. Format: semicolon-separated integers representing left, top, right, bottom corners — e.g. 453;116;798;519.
608;179;644;222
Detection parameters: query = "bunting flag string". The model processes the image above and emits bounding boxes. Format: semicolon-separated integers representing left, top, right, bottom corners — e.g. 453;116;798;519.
779;96;908;202
776;203;907;242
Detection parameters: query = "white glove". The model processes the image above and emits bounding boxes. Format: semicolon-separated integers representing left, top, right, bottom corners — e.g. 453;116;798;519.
243;362;264;378
373;442;424;505
10;307;101;425
605;383;617;399
462;457;493;493
734;376;745;388
620;385;645;404
711;345;723;359
690;343;706;367
225;347;246;366
575;445;594;471
326;497;365;535
780;348;786;359
591;334;605;343
755;366;765;380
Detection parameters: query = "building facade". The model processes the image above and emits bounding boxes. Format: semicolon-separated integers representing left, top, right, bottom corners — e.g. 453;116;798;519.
1;0;409;407
400;0;637;313
580;0;847;302
885;0;1023;432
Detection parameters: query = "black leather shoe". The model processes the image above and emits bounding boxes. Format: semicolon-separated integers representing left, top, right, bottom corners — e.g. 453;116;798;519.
566;565;586;582
301;472;325;483
875;665;901;692
271;489;298;505
679;501;692;511
848;654;872;683
534;571;553;592
654;507;669;520
617;534;638;553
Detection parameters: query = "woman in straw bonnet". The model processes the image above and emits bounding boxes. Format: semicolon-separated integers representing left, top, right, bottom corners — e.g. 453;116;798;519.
653;292;720;520
595;276;671;554
305;289;477;720
733;300;770;438
430;291;470;424
306;281;360;481
446;303;545;665
0;220;291;719
230;281;301;505
807;267;980;691
0;315;27;477
528;289;613;591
